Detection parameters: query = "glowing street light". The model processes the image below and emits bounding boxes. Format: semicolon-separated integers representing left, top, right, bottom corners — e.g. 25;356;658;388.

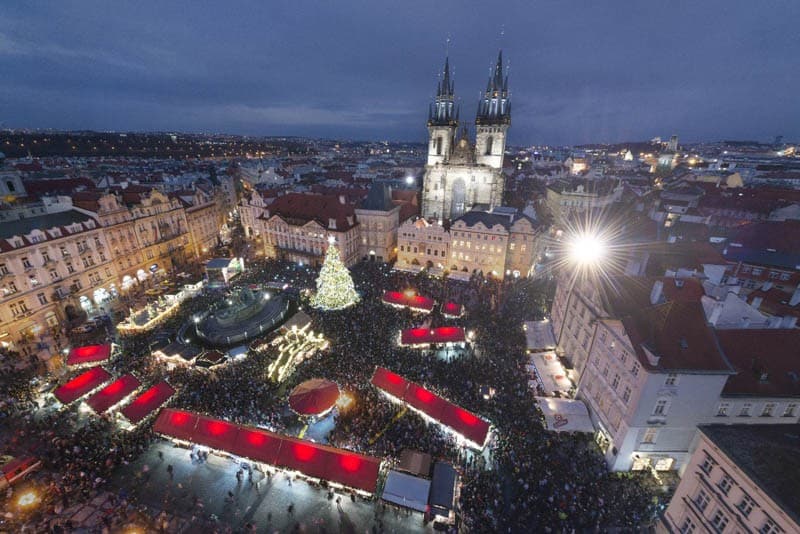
405;176;415;185
16;489;40;509
567;232;606;267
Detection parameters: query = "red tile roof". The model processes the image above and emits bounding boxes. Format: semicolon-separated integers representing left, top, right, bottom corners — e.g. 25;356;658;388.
263;193;357;231
717;329;800;397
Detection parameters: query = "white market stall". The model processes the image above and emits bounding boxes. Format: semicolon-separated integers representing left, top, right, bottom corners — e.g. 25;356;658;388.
527;351;571;396
535;397;594;433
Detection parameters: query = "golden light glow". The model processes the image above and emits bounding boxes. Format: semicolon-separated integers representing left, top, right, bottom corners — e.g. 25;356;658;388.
17;490;40;508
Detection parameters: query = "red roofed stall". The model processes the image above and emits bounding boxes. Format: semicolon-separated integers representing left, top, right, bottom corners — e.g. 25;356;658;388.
382;291;435;312
370;367;409;399
85;374;141;414
399;326;465;347
54;367;112;405
153;409;199;442
441;302;463;318
371;367;491;449
121;381;175;425
151;409;382;494
66;344;112;367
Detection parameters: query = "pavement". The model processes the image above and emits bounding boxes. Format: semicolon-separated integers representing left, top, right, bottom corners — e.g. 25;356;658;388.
106;440;435;533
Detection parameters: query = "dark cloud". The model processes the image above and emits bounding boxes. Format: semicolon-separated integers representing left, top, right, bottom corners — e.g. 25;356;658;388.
1;1;798;144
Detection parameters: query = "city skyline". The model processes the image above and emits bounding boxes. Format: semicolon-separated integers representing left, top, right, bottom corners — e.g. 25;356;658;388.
1;1;799;144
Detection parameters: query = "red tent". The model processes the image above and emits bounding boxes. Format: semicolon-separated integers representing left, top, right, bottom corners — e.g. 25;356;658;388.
231;427;283;466
441;302;463;318
153;409;199;442
400;327;465;345
54;367;112;405
440;404;490;447
403;383;448;421
370;367;409;399
121;381;175;424
276;437;336;480
66;344;112;367
382;291;435;312
194;416;239;451
288;379;340;416
325;450;381;494
85;374;141;414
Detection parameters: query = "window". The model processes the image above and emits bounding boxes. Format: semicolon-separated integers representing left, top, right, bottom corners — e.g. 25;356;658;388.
740;403;752;417
737;494;755;518
66;263;75;274
22;257;32;269
694;489;710;511
642;428;658;444
49;270;59;280
41;250;50;263
622;386;631;403
665;373;678;386
0;263;7;275
611;374;620;389
762;403;776;417
716;403;730;417
700;455;714;475
679;517;696;534
759;518;780;534
631;362;640;377
784;403;797;417
718;474;733;495
653;399;669;416
710;509;729;532
36;292;47;305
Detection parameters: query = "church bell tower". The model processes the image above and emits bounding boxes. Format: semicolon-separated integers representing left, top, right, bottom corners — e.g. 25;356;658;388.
427;57;459;166
475;50;511;170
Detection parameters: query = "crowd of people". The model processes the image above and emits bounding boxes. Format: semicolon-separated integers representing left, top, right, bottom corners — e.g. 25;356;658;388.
1;256;664;532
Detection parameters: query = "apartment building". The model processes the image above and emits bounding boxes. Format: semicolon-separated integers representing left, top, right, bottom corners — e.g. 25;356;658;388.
661;425;799;534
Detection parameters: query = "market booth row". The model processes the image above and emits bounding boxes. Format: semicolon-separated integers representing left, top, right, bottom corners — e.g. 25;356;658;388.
371;367;491;449
153;408;382;495
399;326;466;349
382;291;435;313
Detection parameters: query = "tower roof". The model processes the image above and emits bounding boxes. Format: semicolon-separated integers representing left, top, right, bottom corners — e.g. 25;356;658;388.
476;50;511;126
428;56;458;127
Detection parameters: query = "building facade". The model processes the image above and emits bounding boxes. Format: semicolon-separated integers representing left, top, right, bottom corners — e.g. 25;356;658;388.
354;183;401;262
421;53;509;221
661;425;799;534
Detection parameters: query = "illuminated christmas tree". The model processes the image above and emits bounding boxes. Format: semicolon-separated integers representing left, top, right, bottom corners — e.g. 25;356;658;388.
310;237;359;310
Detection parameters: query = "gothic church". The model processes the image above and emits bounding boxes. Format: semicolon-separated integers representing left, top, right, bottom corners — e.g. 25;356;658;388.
421;51;511;221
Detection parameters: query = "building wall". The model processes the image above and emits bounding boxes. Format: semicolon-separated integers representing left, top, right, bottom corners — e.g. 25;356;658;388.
261;217;360;267
354;206;399;262
661;432;799;534
421;164;503;221
396;218;450;271
449;220;508;278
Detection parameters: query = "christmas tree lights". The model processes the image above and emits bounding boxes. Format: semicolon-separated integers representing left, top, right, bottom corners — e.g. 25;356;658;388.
310;237;359;310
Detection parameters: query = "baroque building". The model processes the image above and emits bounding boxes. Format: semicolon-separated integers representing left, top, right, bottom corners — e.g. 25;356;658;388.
421;52;510;221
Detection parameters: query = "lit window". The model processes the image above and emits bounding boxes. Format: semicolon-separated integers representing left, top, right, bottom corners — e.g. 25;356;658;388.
740;403;752;417
642;428;657;444
784;403;797;417
762;403;776;417
716;403;730;417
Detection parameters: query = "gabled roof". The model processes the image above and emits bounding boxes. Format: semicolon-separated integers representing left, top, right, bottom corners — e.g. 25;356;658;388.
264;193;357;231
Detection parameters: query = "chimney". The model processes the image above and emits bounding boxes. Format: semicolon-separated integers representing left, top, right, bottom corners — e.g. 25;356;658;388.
790;285;800;307
339;195;346;205
750;296;763;309
650;280;664;305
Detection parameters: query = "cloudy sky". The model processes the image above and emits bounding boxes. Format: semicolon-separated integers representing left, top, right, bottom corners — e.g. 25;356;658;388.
1;1;798;145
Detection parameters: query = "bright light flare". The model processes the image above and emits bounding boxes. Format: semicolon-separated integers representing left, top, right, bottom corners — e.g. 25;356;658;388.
567;233;607;266
17;490;40;508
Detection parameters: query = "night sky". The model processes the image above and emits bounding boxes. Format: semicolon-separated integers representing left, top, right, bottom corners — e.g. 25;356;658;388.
2;1;798;145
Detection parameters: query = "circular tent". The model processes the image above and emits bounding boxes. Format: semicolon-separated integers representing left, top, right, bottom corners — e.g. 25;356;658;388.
289;379;340;416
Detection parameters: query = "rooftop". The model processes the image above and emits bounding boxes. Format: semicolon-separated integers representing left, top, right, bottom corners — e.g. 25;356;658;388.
699;424;800;524
716;329;800;397
0;209;95;241
263;192;357;231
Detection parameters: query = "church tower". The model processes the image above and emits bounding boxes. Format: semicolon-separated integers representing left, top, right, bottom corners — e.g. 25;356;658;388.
426;57;459;166
475;50;510;170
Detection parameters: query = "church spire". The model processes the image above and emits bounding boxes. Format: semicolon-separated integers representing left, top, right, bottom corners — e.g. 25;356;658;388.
476;49;510;125
428;56;457;127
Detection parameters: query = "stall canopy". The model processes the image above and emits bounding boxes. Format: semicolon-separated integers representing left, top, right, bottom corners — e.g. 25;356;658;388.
66;344;112;367
85;374;141;414
381;470;431;512
288;379;340;416
527;351;571;396
535;397;595;433
382;291;435;312
398;450;432;477
429;461;458;518
54;367;112;405
524;320;556;352
441;302;463;318
153;408;382;493
400;327;465;346
371;367;491;449
121;381;175;424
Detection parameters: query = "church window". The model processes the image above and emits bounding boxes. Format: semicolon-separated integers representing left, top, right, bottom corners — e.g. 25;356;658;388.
485;136;493;155
436;137;442;155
